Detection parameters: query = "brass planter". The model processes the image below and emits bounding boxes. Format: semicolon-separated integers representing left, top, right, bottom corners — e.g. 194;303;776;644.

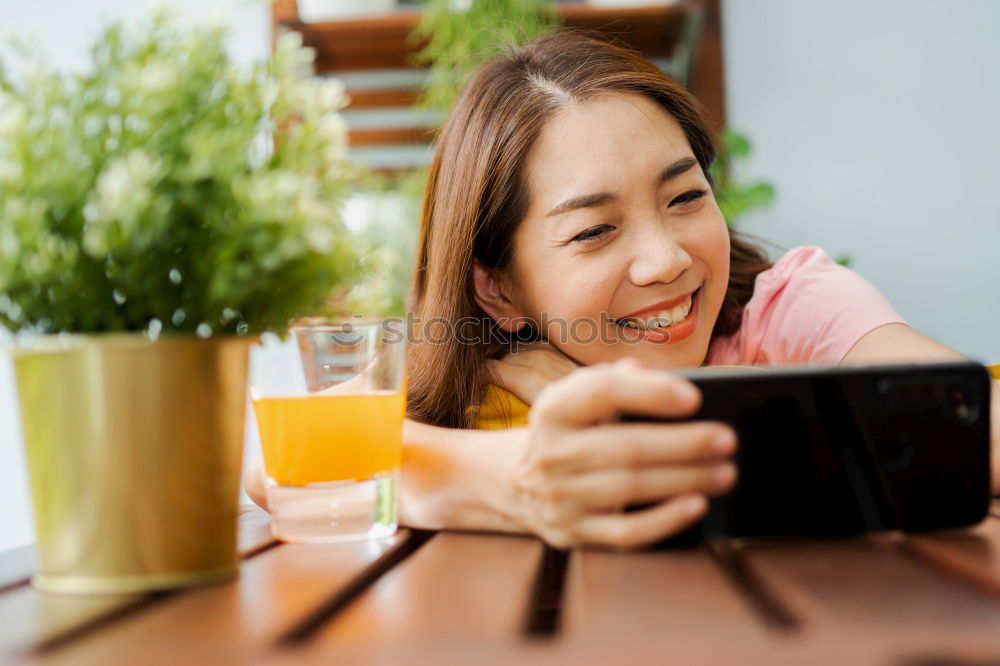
11;334;251;594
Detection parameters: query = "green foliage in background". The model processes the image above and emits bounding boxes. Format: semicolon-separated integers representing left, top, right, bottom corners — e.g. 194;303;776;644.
411;0;556;112
710;127;776;226
338;169;425;319
0;11;360;336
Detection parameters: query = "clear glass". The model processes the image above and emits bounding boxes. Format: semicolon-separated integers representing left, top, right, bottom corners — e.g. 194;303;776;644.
249;320;406;543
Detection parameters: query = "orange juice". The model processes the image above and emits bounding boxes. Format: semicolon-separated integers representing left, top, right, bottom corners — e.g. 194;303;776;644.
253;391;405;486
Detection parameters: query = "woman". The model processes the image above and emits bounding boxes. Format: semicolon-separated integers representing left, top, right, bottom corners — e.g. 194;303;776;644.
249;30;999;549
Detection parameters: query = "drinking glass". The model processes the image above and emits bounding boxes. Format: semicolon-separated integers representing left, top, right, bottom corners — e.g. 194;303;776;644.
249;320;405;543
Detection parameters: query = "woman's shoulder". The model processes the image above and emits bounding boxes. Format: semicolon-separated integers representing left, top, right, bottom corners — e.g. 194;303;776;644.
708;245;907;366
757;245;839;286
473;384;531;430
752;245;891;310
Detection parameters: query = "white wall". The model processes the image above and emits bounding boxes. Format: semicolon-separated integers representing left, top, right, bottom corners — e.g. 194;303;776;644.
0;349;31;553
723;0;1000;363
0;1;270;552
0;1;270;72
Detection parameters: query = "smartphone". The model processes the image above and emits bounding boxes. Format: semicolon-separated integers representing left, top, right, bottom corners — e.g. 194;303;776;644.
623;361;992;541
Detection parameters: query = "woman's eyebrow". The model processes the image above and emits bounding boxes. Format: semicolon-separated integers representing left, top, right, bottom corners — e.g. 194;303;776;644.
545;156;699;218
654;156;698;187
545;191;615;218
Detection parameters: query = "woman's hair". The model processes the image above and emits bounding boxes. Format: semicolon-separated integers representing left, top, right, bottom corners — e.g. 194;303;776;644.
407;29;772;428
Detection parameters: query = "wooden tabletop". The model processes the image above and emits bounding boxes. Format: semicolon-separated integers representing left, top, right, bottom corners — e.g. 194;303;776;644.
5;503;1000;665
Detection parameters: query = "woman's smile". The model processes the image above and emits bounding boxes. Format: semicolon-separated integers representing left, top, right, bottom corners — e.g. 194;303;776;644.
617;286;701;344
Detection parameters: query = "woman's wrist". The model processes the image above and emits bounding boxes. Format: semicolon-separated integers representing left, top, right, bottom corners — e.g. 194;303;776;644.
399;419;530;533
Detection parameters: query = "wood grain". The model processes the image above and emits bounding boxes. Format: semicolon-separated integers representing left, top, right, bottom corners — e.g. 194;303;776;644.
309;531;544;646
281;5;688;71
0;508;274;659
348;126;436;147
899;515;1000;598
561;544;775;656
14;531;415;665
271;1;726;125
345;88;422;110
742;535;1000;656
689;0;725;126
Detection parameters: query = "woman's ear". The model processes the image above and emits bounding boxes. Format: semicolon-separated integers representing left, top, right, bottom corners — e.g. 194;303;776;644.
472;259;528;333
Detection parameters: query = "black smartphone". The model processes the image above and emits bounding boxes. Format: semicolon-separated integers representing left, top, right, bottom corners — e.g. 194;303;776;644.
623;361;992;541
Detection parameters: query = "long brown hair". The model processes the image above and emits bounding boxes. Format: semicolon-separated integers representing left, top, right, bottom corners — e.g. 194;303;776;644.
407;29;772;428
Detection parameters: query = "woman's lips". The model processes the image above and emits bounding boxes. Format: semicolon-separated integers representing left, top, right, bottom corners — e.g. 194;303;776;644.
617;288;698;321
618;288;700;345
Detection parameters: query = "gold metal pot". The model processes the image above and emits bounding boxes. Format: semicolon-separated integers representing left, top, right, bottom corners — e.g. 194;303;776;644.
10;334;252;594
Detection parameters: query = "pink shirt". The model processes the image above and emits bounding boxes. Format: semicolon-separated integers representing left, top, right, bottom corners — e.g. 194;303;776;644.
706;246;908;366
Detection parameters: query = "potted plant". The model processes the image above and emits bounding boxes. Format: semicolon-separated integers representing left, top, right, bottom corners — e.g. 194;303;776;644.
0;11;359;593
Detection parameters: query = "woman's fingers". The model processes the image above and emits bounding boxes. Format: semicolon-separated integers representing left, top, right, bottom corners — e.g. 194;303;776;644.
242;460;269;511
531;359;701;428
572;494;708;550
568;463;737;511
539;421;736;473
486;358;549;405
487;342;582;405
517;360;740;550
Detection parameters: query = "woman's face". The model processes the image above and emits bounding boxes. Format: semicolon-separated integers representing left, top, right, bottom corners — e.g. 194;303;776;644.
503;92;730;369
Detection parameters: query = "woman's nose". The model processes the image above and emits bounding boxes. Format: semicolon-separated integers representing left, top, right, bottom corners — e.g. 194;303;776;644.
626;226;692;287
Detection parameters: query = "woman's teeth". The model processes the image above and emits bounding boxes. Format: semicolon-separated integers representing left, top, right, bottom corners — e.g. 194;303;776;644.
619;294;693;330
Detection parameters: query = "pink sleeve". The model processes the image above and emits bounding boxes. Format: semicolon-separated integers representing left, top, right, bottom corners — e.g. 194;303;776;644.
709;246;908;366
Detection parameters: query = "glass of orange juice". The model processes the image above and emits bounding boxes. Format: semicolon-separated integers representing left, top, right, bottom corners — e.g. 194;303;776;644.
249;320;406;543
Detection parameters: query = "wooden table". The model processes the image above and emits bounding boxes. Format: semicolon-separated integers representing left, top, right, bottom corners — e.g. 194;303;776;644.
5;504;1000;665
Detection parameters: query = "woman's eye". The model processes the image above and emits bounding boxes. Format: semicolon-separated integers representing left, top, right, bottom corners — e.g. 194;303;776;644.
571;224;613;243
668;189;708;208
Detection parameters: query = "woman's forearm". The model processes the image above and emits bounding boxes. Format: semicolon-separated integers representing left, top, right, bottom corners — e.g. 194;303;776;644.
399;419;529;533
243;420;531;532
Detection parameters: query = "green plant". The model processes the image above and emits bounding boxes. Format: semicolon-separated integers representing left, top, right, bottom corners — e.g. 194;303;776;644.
0;11;360;336
710;127;776;226
337;169;425;319
411;0;556;112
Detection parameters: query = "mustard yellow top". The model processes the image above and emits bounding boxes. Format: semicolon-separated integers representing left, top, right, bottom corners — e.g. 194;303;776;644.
472;365;767;430
473;384;531;430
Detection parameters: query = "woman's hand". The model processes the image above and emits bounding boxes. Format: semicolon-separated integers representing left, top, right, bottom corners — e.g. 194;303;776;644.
500;358;738;549
486;339;581;405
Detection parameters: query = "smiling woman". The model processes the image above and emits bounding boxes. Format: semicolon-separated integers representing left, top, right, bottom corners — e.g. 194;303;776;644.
472;92;733;372
246;29;1000;550
407;31;774;430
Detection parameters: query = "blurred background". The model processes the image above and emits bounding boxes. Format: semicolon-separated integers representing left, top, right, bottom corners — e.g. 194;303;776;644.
1;0;998;551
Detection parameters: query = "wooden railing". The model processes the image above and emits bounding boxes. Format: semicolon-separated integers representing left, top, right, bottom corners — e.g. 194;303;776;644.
271;0;725;170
